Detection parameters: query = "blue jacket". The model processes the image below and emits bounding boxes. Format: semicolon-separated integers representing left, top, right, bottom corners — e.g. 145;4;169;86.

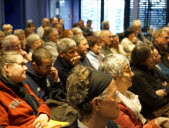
23;61;63;101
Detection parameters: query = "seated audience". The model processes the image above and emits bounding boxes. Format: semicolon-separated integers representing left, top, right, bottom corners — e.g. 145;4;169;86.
131;20;151;45
102;21;110;30
23;47;62;101
121;27;137;58
0;51;50;127
37;18;50;38
109;34;127;56
86;36;104;70
3;24;13;36
99;53;169;128
26;22;36;33
54;23;64;38
50;17;58;27
26;34;42;59
14;29;27;50
153;47;169;79
99;30;112;56
25;27;35;38
61;30;74;39
2;35;31;61
152;29;169;69
67;65;120;128
72;35;92;68
84;20;93;36
0;31;5;49
72;27;83;36
54;38;80;91
43;28;59;62
129;45;169;119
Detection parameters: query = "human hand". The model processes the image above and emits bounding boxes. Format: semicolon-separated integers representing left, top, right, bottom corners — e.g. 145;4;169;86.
50;67;60;82
33;113;49;128
70;55;80;65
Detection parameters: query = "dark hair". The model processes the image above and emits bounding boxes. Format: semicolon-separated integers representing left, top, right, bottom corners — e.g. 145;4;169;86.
124;27;134;37
32;47;52;65
131;45;151;65
26;22;35;28
87;36;101;47
87;20;92;23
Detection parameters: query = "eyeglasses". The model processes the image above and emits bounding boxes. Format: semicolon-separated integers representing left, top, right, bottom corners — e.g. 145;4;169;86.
164;37;169;40
98;90;119;101
9;62;26;67
8;43;21;49
40;64;53;69
108;35;117;38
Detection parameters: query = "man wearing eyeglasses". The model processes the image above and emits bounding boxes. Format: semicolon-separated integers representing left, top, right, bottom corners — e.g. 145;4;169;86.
153;29;169;69
23;47;63;101
2;35;31;61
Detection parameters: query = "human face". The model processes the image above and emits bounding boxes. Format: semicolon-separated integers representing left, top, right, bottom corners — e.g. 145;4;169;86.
97;80;120;120
90;42;101;55
30;39;42;50
66;31;73;38
115;65;134;90
48;30;59;43
77;39;89;56
7;38;21;51
30;25;36;31
61;47;79;62
18;32;25;40
55;24;63;33
34;58;53;76
157;32;169;50
144;50;156;70
79;20;84;28
102;32;113;46
153;49;161;64
6;55;28;83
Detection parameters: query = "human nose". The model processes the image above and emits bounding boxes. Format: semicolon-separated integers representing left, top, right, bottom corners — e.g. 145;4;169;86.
23;65;28;71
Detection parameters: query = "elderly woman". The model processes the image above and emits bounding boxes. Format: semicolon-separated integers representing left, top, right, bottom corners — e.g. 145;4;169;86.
67;65;119;128
0;51;50;127
99;53;169;128
26;34;42;59
14;29;27;50
129;45;169;119
121;27;137;58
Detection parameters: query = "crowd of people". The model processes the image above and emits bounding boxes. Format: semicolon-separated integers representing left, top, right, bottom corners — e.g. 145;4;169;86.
1;17;169;128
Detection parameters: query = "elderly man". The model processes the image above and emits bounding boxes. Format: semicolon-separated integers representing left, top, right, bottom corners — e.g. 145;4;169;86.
102;21;110;30
44;28;59;62
23;47;63;101
99;30;113;56
72;35;92;68
37;18;50;38
2;35;31;61
153;29;169;69
54;38;80;91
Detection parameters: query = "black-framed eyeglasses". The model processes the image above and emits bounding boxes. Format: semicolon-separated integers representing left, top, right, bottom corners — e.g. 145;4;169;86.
164;37;169;40
40;64;53;69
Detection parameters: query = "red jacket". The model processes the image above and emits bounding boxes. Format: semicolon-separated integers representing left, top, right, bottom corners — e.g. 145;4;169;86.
0;81;50;128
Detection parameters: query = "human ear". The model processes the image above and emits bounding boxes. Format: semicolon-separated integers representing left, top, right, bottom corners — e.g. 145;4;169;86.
92;98;101;111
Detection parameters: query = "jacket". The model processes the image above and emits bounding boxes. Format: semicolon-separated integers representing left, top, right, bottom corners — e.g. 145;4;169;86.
0;81;50;128
23;61;63;101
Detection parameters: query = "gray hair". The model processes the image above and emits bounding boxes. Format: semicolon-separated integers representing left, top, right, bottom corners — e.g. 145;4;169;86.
57;38;76;52
2;35;19;48
43;28;58;42
72;27;82;35
131;20;142;27
14;29;25;36
72;35;86;45
0;51;21;73
27;34;41;46
99;54;129;76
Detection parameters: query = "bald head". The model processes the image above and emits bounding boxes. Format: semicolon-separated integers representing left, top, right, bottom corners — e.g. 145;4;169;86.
99;30;112;38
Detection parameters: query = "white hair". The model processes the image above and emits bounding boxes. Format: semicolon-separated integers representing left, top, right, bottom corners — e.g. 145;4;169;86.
99;54;129;76
2;35;19;48
26;34;41;46
57;38;76;52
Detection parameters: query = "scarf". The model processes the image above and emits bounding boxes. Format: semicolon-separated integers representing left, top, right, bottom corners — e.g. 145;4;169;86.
119;90;146;124
0;73;39;115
